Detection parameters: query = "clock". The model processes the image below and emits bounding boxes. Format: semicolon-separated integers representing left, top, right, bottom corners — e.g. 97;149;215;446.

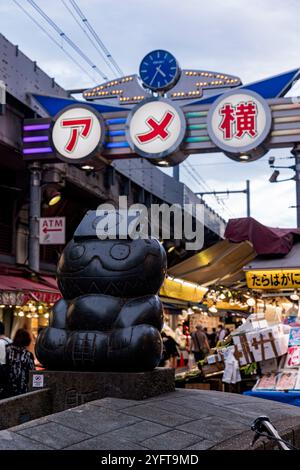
139;50;181;92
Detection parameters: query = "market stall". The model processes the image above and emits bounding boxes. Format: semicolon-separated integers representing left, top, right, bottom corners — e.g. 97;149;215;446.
0;268;61;340
170;217;300;395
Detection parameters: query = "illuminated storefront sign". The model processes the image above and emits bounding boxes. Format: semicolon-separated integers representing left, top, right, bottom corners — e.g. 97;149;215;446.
246;270;300;290
126;97;186;165
207;89;272;161
51;104;105;163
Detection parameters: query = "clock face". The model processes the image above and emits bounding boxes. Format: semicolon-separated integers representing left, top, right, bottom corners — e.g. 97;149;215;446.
139;50;180;92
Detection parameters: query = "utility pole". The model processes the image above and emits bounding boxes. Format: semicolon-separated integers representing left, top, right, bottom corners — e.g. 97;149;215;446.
196;180;251;217
246;179;250;218
173;165;180;182
291;145;300;227
28;161;41;272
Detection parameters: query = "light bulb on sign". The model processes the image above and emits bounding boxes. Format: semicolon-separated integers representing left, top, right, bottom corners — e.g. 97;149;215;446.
247;298;256;307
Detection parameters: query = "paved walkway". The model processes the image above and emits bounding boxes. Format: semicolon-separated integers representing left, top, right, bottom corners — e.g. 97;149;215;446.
1;389;300;450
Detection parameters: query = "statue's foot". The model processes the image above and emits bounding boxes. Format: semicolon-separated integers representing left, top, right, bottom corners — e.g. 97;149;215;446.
36;324;162;371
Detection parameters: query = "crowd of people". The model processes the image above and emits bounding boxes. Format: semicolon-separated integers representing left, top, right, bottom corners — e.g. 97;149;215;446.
0;321;35;399
160;322;232;368
0;318;232;398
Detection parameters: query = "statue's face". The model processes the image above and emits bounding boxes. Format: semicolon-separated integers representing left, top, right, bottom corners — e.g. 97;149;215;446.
57;238;167;299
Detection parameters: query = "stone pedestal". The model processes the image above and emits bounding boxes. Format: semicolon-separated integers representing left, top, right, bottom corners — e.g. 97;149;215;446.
29;368;175;413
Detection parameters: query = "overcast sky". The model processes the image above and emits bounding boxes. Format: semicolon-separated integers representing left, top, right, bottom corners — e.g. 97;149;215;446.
1;0;300;227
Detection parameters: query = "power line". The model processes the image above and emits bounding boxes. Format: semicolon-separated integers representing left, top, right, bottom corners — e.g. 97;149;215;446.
13;0;96;83
69;0;123;77
61;0;114;79
26;0;108;80
182;162;236;218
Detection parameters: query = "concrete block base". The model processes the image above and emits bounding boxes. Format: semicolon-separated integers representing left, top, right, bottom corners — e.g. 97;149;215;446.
29;368;175;413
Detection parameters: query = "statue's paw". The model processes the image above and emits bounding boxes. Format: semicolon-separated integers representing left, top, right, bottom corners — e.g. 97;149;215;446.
108;324;162;371
35;327;68;369
66;294;122;331
49;298;68;329
114;295;163;331
65;330;109;370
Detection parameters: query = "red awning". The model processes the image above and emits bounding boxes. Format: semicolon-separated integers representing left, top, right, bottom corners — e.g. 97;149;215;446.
225;217;300;256
0;275;58;292
0;275;61;304
40;276;59;290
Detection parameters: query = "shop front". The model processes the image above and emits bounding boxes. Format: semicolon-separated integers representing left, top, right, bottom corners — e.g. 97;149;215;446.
201;217;300;402
0;269;61;342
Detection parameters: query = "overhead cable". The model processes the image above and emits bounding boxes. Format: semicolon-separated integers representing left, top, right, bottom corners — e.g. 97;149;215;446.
27;0;108;80
13;0;96;83
61;0;117;77
69;0;123;77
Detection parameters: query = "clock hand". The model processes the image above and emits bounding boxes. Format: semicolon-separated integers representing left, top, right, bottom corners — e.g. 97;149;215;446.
149;67;160;86
157;66;166;78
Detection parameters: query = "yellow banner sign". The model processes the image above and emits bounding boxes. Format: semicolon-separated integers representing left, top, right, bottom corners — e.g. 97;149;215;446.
246;270;300;290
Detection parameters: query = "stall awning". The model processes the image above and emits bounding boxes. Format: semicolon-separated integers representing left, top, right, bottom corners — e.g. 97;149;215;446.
160;276;207;302
168;239;256;287
244;242;300;271
225;217;300;255
40;276;59;290
0;275;61;304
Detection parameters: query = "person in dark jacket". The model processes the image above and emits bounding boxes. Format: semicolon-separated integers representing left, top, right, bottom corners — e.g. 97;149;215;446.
5;329;35;397
190;324;210;362
159;331;180;368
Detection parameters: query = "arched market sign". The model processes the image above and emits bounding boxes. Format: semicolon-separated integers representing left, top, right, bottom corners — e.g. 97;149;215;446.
23;49;300;167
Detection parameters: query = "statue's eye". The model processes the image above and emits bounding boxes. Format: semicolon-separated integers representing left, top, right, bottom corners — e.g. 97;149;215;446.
110;243;130;260
70;244;85;260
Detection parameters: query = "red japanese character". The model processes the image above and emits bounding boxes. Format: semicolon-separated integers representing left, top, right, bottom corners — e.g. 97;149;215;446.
61;117;92;153
219;103;235;139
136;111;174;144
235;101;258;138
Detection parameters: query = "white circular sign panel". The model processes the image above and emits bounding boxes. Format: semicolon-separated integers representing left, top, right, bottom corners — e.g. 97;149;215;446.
207;89;272;156
126;97;186;160
52;105;104;162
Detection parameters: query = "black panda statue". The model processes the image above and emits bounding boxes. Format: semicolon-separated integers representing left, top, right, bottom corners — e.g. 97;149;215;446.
35;210;167;372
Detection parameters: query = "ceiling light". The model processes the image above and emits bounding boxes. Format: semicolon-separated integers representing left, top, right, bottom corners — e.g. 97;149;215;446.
209;305;218;313
43;185;62;206
81;165;94;171
290;291;299;301
247;298;256;307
